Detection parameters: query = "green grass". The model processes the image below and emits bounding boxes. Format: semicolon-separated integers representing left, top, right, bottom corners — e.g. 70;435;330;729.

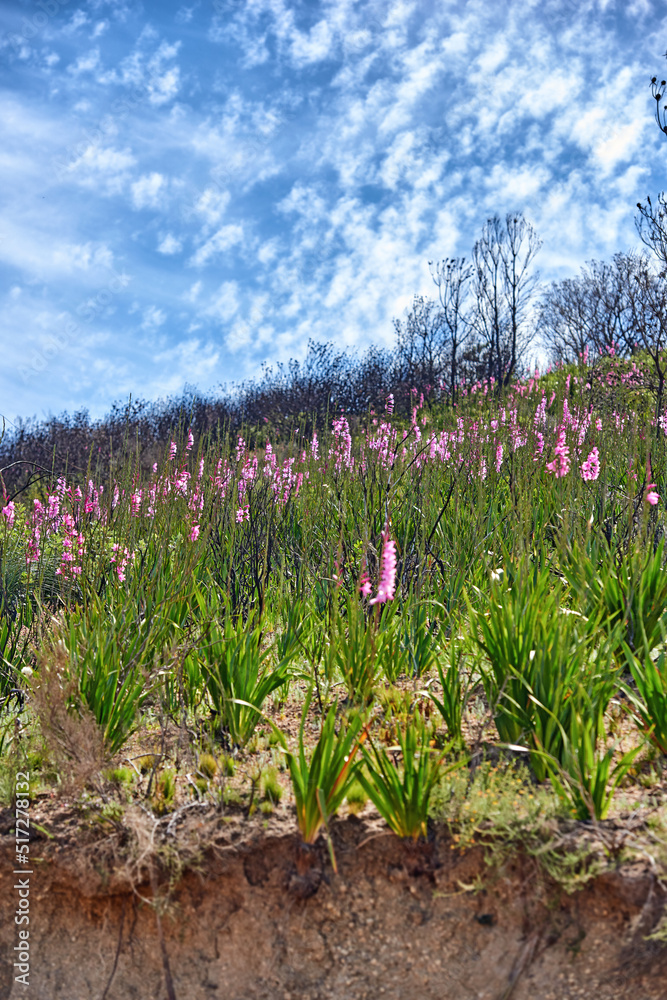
1;357;667;853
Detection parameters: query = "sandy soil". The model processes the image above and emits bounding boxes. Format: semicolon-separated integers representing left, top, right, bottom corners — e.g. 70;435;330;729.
1;801;666;1000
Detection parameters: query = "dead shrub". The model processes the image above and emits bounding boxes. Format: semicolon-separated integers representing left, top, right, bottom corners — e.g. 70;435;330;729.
30;641;106;792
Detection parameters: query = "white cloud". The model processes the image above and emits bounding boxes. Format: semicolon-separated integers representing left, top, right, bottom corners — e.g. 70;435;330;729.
477;37;509;74
257;238;280;264
290;19;334;66
225;319;252;352
141;306;167;331
52;242;114;273
157;233;183;254
131;172;167;209
91;21;110;40
61;11;90;36
3;0;665;422
62;144;136;195
205;281;240;321
148;67;181;106
176;7;196;25
189;224;244;267
68;49;100;75
150;338;221;394
184;280;202;303
193;187;230;227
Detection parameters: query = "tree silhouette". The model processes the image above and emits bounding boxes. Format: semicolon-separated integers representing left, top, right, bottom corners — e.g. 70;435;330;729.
651;74;667;137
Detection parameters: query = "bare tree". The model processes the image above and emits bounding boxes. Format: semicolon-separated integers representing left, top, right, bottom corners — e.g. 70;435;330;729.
392;295;446;389
472;216;505;385
539;255;636;364
625;251;667;431
428;257;472;404
538;274;596;364
636;193;667;276
650;75;667;138
502;213;542;383
472;213;541;388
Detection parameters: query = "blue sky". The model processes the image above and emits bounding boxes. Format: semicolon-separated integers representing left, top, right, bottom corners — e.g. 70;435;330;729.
1;0;666;424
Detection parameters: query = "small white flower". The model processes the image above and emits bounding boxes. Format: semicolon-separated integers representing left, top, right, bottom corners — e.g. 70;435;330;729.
490;568;504;583
21;666;33;678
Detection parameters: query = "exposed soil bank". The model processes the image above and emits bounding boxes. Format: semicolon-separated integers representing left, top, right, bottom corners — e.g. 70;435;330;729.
1;809;666;1000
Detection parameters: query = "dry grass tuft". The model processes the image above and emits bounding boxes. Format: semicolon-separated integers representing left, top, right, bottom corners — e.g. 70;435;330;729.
30;641;106;792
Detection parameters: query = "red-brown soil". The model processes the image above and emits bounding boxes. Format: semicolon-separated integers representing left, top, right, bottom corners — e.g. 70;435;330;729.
1;801;666;1000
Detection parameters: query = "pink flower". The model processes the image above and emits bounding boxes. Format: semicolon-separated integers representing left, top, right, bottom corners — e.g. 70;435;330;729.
545;429;570;478
370;531;397;606
581;447;600;482
359;565;371;598
110;542;133;582
1;502;15;529
386;393;394;415
190;524;200;542
647;484;660;506
186;429;195;452
495;443;503;473
169;441;177;460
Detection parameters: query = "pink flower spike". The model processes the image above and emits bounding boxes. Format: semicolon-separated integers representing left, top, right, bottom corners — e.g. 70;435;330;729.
647;485;660;506
186;429;195;452
190;524;200;542
580;447;600;482
370;532;397;606
1;502;15;529
169;441;177;460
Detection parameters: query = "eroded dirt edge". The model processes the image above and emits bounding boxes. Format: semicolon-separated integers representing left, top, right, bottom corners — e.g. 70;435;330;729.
1;806;666;1000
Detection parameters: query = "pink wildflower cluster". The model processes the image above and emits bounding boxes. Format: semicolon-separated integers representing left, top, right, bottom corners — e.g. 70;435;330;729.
369;530;397;606
1;501;16;529
110;543;133;582
56;514;85;578
545;430;570;478
331;416;353;471
580;447;600;482
647;484;660;506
